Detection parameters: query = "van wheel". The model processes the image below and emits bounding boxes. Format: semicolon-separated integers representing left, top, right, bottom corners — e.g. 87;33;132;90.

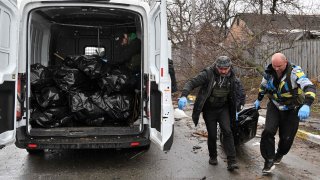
26;149;44;155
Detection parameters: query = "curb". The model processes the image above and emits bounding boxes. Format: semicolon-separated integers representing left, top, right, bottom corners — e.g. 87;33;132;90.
296;130;320;145
258;116;320;145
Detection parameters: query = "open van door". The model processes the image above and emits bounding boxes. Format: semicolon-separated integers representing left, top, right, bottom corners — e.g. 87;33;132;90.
0;0;18;147
148;0;174;151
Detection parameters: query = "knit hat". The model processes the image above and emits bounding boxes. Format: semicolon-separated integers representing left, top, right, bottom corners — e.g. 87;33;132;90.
216;56;232;68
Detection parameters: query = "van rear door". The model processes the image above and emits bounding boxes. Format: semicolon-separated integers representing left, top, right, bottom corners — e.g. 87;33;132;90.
148;0;174;151
0;0;18;147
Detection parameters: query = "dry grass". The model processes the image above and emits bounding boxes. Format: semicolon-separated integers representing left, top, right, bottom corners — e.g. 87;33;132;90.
240;75;269;107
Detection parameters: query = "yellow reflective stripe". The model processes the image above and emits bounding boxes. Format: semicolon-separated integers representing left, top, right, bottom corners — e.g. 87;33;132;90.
274;94;278;99
305;92;316;98
281;92;292;97
280;88;303;97
259;88;264;92
296;72;305;78
279;81;286;91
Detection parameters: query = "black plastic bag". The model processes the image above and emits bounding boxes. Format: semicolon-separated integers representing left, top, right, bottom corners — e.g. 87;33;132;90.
91;92;133;121
54;65;89;92
106;94;133;120
71;92;106;119
35;87;67;108
30;107;73;128
98;69;128;94
30;63;54;91
221;107;259;145
85;117;105;126
64;55;109;79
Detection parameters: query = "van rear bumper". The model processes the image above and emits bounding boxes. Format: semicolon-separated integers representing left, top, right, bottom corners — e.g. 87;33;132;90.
15;126;150;149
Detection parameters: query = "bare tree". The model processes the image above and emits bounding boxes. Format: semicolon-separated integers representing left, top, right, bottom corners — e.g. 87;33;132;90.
246;0;302;14
167;0;308;89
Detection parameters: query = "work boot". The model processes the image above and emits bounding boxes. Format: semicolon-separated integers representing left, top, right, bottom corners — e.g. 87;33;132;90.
209;157;218;165
227;160;239;171
273;153;283;165
262;160;275;174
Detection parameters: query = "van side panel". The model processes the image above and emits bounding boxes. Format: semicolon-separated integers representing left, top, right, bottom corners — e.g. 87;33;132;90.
0;81;15;134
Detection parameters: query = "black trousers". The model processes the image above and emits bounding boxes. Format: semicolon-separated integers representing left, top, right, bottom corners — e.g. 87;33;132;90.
260;102;300;161
203;105;236;160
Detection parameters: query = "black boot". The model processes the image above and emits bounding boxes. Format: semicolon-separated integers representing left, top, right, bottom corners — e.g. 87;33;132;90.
227;159;239;171
209;157;218;165
273;153;283;165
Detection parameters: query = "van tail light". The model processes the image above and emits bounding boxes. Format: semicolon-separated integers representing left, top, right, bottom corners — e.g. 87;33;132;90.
27;144;38;149
130;142;140;147
16;74;22;120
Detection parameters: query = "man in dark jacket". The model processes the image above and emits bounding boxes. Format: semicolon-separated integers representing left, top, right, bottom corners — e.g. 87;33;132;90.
112;32;141;66
178;56;246;171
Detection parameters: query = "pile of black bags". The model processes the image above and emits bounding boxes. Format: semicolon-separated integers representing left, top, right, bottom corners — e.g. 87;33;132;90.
30;55;138;128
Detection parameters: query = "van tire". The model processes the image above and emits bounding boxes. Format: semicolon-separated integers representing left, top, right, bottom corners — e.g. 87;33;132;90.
26;149;44;155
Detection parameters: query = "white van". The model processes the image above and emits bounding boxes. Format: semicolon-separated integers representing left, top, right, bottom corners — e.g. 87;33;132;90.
0;0;174;153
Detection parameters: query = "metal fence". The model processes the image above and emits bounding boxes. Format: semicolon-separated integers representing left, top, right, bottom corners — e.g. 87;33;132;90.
255;39;320;81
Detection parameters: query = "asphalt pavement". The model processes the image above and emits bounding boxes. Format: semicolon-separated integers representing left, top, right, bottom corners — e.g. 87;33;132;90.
0;105;319;179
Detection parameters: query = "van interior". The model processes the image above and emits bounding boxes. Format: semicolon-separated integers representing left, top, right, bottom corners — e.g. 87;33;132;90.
26;6;144;136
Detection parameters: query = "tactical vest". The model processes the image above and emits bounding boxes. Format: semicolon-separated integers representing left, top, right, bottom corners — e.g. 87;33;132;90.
266;64;305;107
207;78;230;107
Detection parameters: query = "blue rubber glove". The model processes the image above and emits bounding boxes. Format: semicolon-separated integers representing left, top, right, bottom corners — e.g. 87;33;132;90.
178;96;187;110
254;100;260;109
298;105;310;121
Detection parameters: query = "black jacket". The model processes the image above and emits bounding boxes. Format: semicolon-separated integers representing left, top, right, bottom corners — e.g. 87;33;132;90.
113;38;141;65
181;66;246;126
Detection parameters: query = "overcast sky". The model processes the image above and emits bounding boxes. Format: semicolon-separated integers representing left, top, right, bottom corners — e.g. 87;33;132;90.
298;0;320;14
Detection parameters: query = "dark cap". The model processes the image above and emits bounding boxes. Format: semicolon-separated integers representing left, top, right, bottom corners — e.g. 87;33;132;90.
216;56;232;68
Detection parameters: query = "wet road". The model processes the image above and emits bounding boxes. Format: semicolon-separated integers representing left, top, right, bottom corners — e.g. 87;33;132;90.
0;113;320;179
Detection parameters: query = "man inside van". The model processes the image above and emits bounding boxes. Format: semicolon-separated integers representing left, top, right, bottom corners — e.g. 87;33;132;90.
178;56;246;171
116;32;141;70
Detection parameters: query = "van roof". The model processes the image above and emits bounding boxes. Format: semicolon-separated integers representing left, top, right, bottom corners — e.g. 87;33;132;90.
19;0;151;13
20;0;149;5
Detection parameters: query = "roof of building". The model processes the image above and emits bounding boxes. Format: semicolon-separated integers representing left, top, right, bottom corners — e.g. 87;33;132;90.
236;13;320;33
